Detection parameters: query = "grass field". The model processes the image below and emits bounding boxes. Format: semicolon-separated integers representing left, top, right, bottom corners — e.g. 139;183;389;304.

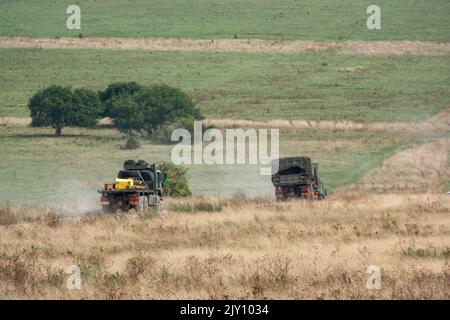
1;0;449;41
0;125;417;206
0;194;448;299
1;48;449;122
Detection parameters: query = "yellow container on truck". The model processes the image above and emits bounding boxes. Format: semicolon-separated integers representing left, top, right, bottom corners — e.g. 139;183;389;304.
114;178;134;190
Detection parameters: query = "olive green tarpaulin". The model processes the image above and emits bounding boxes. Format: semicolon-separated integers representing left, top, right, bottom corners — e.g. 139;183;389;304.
272;157;312;178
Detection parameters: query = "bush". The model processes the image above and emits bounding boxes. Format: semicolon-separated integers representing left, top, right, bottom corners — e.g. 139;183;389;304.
0;202;17;225
28;85;103;136
40;209;62;228
121;136;141;150
160;162;192;197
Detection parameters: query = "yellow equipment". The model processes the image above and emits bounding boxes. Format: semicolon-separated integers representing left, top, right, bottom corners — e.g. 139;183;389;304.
114;178;135;190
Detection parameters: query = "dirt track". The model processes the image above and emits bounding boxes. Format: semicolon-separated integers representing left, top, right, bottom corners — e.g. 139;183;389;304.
1;37;450;55
2;107;450;133
206;108;450;133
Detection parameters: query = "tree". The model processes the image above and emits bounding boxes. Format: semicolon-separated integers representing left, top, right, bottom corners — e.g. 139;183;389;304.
28;85;103;136
99;82;144;118
107;84;203;137
72;88;104;127
136;85;203;134
108;93;145;135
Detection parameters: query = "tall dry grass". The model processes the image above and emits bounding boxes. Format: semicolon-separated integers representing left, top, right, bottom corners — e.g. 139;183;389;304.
348;140;450;194
0;194;448;299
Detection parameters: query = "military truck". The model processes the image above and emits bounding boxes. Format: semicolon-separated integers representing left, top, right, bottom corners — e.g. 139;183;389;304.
99;160;164;212
271;157;327;201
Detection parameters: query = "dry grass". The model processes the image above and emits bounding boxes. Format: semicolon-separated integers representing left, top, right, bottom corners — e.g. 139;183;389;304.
0;193;448;299
349;140;450;194
2;37;450;56
0;203;62;227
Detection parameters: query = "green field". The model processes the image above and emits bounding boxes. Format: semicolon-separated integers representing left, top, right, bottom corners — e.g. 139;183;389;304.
1;48;449;122
0;125;414;205
1;0;449;41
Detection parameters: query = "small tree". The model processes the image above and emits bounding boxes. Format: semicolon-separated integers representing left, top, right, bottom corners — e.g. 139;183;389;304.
28;85;103;136
160;162;192;197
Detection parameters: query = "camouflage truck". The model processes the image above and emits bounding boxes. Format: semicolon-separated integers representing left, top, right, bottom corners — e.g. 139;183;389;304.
99;160;164;212
271;157;327;201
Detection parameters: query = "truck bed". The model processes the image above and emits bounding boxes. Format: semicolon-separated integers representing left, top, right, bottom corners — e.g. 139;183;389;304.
99;188;154;194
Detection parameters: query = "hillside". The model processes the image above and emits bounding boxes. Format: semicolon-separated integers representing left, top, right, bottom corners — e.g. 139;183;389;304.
1;48;449;121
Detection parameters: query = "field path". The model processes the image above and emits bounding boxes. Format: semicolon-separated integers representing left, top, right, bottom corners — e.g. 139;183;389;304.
2;107;450;133
206;108;450;133
1;37;450;55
